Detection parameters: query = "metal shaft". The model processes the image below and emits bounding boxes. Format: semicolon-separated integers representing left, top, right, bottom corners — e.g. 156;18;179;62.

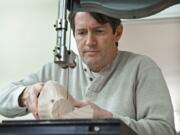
54;0;68;65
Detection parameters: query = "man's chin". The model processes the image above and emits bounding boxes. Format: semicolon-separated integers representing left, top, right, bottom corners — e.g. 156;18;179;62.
84;58;98;65
84;60;100;71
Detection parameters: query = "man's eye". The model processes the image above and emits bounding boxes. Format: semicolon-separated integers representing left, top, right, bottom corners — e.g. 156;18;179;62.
77;31;86;35
96;29;104;33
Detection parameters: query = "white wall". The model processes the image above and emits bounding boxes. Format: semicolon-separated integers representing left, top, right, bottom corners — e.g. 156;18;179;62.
0;0;57;86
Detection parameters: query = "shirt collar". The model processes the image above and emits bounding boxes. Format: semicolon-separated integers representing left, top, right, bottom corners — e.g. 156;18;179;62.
82;51;121;77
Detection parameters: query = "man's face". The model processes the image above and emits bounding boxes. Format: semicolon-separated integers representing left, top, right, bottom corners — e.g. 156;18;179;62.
74;12;123;72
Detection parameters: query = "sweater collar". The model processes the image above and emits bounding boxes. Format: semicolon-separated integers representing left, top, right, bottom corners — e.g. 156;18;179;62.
82;51;121;77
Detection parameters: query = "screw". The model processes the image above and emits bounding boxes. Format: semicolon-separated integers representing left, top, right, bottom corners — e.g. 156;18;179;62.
94;126;100;132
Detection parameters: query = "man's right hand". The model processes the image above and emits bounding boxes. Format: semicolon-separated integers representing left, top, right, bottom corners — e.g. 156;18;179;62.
18;82;44;119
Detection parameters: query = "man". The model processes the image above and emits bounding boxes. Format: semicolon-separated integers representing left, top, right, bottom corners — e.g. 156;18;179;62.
0;12;176;135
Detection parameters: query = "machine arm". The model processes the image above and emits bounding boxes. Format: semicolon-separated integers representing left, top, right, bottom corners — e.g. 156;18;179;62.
67;0;180;19
53;0;76;68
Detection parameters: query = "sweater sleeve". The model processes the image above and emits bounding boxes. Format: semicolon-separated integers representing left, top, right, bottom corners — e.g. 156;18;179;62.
113;65;176;135
0;62;53;117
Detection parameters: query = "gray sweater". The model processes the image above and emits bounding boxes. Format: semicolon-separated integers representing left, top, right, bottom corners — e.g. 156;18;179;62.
0;51;176;135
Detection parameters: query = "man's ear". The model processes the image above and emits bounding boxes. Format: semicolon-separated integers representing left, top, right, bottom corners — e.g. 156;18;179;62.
115;24;123;42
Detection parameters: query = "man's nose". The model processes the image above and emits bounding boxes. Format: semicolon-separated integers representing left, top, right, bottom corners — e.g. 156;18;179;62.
85;33;96;46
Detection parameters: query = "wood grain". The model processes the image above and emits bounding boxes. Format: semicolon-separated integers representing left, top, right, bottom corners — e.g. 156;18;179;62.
38;81;93;119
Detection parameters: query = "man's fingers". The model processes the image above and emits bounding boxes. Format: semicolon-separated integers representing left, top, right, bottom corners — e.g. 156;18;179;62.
72;99;90;108
26;90;39;119
31;101;39;119
24;82;44;119
33;82;44;96
32;82;44;118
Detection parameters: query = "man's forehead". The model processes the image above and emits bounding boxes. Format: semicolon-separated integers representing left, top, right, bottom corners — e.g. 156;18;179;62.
75;14;106;28
75;22;109;30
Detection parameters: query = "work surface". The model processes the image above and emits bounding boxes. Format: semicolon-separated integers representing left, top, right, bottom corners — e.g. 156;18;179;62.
0;118;137;135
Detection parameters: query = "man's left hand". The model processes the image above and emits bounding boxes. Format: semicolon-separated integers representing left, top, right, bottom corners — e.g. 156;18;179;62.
73;100;113;118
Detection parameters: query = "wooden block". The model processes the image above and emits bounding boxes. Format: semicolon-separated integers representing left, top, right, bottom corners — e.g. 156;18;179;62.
38;81;93;119
51;98;74;119
61;105;93;119
38;81;74;119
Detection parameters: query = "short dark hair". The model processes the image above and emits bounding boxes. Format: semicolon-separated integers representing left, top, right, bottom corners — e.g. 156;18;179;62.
68;12;121;35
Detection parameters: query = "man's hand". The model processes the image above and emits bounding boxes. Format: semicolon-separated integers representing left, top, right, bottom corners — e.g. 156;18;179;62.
18;82;44;119
73;100;113;118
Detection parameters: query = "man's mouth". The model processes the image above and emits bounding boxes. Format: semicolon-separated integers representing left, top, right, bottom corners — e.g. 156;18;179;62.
84;50;100;53
84;50;100;55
